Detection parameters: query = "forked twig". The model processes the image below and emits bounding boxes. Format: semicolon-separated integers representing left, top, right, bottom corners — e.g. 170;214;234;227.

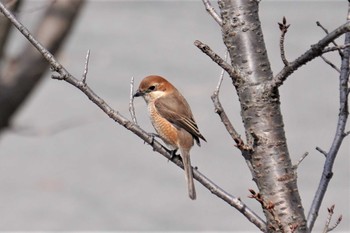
322;205;342;233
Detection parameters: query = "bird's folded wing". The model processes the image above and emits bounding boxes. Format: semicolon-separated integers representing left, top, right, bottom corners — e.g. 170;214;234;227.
155;95;206;143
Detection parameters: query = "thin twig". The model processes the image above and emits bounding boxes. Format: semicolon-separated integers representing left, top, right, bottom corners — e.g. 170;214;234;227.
344;130;350;136
317;21;343;57
320;55;341;73
214;51;227;93
307;3;350;230
201;0;222;26
322;43;350;54
292;152;309;170
194;40;244;86
328;215;342;232
315;146;327;157
322;205;342;233
322;205;334;233
129;76;138;124
82;49;90;84
278;16;290;66
0;2;267;231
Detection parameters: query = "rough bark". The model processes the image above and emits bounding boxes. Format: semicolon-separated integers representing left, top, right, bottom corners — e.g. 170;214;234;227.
218;0;307;232
0;0;85;132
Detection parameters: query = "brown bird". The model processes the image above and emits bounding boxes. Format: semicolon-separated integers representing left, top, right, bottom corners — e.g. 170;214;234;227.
134;75;206;200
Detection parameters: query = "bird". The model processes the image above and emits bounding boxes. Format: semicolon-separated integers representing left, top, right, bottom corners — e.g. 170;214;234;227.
133;75;206;200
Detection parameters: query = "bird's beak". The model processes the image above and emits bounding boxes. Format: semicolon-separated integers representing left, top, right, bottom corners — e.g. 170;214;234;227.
133;90;143;98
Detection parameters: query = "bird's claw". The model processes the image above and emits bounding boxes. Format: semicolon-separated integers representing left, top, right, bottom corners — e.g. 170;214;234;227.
147;133;160;147
168;149;181;162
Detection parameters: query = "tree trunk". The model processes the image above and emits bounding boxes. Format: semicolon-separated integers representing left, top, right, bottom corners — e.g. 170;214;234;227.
218;0;307;232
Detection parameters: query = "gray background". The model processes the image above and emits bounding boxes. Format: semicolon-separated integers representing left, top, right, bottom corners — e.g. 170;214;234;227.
0;0;349;232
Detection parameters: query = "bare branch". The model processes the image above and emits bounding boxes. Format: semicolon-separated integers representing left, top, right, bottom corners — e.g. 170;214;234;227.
129;76;138;124
82;49;90;84
211;51;250;152
0;2;62;72
194;40;244;86
213;51;228;93
278;16;290;66
316;146;328;157
320;55;341;73
271;21;350;87
0;2;267;231
201;0;222;26
307;3;350;230
0;0;22;59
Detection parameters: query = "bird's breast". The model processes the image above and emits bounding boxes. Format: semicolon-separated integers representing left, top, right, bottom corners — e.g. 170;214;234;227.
148;103;178;149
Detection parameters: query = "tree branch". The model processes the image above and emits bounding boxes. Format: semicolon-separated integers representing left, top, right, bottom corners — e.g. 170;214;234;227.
320;55;340;73
278;16;290;66
307;3;350;231
0;0;22;59
315;146;327;157
0;2;267;231
211;52;251;152
201;0;222;26
271;21;350;87
194;40;245;87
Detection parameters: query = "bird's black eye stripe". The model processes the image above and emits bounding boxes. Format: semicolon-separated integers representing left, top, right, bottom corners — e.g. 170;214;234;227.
148;85;156;91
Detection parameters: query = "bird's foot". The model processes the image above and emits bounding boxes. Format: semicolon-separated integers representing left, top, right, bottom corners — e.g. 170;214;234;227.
147;133;160;147
168;149;181;162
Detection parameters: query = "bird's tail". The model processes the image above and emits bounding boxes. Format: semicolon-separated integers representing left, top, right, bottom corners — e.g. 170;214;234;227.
180;148;196;200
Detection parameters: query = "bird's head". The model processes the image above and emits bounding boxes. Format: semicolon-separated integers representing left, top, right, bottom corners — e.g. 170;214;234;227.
134;75;175;102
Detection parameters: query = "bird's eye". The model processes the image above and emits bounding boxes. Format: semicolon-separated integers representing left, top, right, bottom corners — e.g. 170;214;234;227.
148;85;156;91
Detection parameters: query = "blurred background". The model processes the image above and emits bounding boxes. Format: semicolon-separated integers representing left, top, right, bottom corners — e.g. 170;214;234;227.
0;0;349;231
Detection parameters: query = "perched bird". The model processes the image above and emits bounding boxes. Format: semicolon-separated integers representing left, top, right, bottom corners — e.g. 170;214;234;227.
134;75;206;200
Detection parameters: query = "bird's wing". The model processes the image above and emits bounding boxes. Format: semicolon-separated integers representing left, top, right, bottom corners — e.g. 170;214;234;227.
154;94;206;144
